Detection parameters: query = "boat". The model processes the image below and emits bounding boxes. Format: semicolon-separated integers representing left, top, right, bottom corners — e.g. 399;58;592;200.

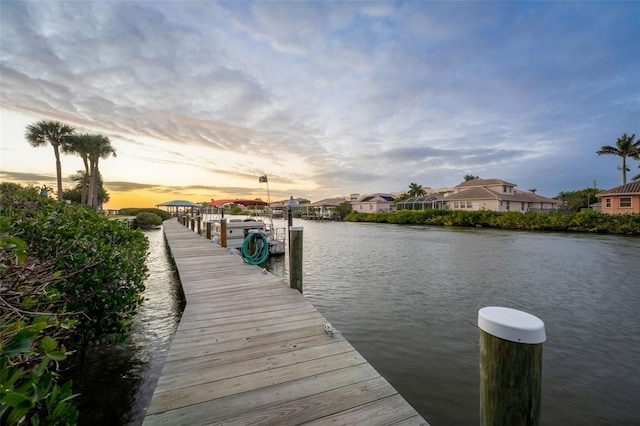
211;217;285;255
204;212;285;256
203;175;287;256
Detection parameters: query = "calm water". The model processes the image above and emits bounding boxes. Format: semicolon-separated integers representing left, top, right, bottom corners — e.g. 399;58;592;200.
266;219;640;426
74;219;639;425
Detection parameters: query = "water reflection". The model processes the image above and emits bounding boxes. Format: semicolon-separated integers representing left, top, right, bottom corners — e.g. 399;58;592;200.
268;220;640;425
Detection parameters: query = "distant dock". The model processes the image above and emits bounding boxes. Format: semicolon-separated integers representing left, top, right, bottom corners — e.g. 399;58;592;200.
143;218;428;425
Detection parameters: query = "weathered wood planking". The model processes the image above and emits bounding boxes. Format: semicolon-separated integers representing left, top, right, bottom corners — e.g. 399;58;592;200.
143;218;429;425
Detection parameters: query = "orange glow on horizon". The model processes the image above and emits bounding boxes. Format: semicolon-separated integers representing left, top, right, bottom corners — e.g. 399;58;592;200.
104;189;214;210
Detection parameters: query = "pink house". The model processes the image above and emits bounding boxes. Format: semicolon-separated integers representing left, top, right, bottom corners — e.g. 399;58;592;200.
596;181;640;214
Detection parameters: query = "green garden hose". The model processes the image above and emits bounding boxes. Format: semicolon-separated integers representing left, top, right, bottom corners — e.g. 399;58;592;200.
241;231;270;265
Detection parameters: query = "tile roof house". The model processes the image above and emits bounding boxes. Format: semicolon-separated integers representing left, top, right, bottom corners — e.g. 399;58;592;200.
439;178;559;212
595;181;640;214
306;197;347;218
351;193;396;213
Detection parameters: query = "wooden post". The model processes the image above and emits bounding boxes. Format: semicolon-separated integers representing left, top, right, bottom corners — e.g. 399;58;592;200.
220;219;227;248
206;222;212;239
197;217;201;235
478;307;546;426
289;226;303;293
287;208;293;252
190;218;195;231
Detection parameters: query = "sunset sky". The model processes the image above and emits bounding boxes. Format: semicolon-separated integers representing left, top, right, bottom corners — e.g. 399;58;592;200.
1;1;638;209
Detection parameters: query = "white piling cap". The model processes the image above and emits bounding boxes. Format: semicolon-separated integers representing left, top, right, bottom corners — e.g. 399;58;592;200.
478;306;546;344
289;226;304;231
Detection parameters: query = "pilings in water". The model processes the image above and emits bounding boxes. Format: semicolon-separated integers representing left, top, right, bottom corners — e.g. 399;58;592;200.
478;307;546;426
289;226;303;292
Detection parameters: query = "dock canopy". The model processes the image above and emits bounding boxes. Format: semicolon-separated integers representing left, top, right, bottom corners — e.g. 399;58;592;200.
155;200;202;214
208;199;268;207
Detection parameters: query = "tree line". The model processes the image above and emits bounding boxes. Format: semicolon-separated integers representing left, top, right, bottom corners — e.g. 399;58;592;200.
25;120;117;209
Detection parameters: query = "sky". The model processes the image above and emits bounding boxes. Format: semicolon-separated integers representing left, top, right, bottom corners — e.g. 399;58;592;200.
1;1;639;209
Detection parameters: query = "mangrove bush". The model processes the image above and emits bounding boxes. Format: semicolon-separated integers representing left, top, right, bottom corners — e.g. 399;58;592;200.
345;209;640;235
1;183;150;424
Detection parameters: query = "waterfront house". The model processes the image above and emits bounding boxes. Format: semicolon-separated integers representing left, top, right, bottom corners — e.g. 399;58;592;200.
351;193;396;213
441;178;559;212
306;197;347;218
269;198;308;217
595;181;640;214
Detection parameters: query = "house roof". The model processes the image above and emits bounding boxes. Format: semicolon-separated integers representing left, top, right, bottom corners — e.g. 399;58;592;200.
269;198;308;208
208;199;268;207
309;197;346;207
596;181;640;197
156;200;202;207
356;193;395;203
456;178;517;188
512;191;558;203
442;187;499;201
442;187;558;204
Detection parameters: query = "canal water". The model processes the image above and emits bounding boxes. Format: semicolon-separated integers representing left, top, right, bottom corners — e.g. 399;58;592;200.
74;218;639;425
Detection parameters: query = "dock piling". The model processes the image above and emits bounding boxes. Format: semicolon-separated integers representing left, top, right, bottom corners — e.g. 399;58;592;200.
478;306;545;426
289;226;303;293
220;219;227;248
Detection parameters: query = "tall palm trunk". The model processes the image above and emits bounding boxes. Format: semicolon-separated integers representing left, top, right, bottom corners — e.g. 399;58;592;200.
81;156;90;205
53;144;64;200
92;159;100;209
88;159;98;209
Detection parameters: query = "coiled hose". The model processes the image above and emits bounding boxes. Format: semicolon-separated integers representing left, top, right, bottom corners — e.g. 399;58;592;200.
241;230;270;265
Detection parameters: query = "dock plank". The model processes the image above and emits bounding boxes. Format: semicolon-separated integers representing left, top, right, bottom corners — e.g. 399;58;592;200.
142;218;429;425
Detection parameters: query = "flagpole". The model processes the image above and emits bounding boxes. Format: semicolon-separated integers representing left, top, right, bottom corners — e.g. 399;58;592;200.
259;174;271;214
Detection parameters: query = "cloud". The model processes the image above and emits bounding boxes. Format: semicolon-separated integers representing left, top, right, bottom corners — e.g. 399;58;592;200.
1;170;57;183
1;1;638;202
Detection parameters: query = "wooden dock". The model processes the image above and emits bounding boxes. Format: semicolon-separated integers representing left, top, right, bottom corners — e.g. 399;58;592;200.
143;218;429;425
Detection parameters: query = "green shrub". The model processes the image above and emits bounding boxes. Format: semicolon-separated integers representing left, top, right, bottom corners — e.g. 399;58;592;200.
118;208;171;221
344;208;640;235
136;212;162;229
0;183;152;423
1;183;149;347
1;202;79;425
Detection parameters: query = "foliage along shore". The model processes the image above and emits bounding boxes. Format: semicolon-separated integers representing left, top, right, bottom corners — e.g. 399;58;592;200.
344;209;640;235
1;183;149;424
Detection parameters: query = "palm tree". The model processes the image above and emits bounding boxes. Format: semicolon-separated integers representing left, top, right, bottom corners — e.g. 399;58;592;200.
408;182;426;198
86;134;117;209
25;120;75;200
463;174;479;181
597;133;639;185
633;164;640;182
62;134;93;205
